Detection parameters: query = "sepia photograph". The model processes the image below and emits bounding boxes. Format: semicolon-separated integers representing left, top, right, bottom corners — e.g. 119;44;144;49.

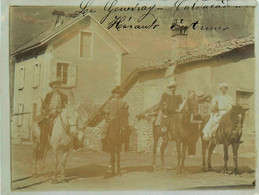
2;0;258;192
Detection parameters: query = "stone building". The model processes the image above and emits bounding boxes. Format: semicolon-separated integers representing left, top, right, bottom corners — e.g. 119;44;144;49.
11;12;128;143
86;35;255;153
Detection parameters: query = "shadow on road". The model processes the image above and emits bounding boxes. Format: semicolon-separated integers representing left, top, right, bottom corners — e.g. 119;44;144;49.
123;165;153;173
184;165;255;175
66;164;107;178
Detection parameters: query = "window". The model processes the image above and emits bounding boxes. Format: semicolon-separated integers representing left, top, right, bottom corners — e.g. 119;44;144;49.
80;32;92;58
33;63;41;88
57;62;69;85
54;62;77;87
18;66;25;90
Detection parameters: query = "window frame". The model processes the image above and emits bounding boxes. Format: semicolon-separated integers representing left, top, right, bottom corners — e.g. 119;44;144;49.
55;60;71;88
79;30;93;59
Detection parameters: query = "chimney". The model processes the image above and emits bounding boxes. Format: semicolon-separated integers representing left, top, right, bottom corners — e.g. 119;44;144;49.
52;10;65;28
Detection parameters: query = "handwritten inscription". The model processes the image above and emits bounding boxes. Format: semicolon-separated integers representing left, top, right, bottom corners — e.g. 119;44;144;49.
171;19;229;35
100;0;157;24
75;0;233;32
107;16;159;31
75;0;96;16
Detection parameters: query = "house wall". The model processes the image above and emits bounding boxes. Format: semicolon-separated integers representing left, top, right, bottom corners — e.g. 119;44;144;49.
12;18;124;144
50;19;120;114
122;70;166;153
12;52;47;143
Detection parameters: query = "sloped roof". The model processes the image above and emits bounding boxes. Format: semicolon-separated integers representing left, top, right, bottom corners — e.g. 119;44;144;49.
86;35;254;127
12;14;129;56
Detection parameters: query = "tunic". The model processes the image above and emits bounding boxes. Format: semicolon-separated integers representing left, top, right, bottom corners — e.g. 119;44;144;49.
202;93;234;141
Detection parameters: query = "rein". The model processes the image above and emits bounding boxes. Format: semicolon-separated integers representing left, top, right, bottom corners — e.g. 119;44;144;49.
59;112;78;137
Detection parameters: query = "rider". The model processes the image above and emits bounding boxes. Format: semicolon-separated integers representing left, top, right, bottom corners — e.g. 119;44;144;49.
202;82;234;141
103;86;130;150
39;78;68;151
156;80;179;142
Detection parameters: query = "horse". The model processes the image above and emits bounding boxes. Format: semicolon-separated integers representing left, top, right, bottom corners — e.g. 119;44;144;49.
105;103;130;175
31;102;81;183
152;94;200;174
200;104;248;175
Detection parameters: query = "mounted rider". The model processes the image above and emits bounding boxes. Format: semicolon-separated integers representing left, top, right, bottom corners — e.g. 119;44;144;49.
156;80;181;142
202;82;234;141
102;86;130;151
38;78;68;151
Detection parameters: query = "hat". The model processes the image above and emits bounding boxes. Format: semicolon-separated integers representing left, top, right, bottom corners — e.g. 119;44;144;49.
167;80;177;89
218;82;228;89
49;78;62;88
111;86;122;95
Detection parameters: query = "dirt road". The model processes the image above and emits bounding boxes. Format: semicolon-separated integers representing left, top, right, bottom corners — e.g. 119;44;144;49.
11;144;255;191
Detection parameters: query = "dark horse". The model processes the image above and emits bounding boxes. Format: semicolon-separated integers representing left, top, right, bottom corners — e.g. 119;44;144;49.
152;95;200;174
200;104;248;175
105;104;130;175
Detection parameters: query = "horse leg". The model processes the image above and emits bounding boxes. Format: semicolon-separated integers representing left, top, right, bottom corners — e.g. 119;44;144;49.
153;136;159;171
110;145;116;174
40;147;49;170
60;149;69;183
223;143;229;174
176;140;182;175
32;143;39;177
117;144;122;174
232;143;240;175
207;141;216;171
160;139;168;169
180;142;187;174
52;148;59;184
201;138;207;171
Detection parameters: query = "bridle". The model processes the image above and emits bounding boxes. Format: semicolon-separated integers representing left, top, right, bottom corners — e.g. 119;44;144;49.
59;110;79;137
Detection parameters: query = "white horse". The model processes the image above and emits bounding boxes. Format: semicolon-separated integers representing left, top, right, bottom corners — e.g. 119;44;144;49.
31;102;81;183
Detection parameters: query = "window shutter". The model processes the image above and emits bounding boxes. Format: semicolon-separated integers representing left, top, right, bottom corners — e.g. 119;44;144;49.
68;65;77;87
17;103;24;127
51;63;57;82
19;66;25;90
33;63;41;88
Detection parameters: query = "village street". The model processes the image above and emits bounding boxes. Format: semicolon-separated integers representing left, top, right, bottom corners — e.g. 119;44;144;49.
11;139;256;191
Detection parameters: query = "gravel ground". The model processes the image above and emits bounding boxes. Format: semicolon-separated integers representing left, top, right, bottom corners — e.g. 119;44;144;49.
11;143;256;191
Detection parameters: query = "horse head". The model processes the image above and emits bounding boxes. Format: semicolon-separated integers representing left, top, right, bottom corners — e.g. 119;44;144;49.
186;91;199;115
230;104;249;137
62;102;81;136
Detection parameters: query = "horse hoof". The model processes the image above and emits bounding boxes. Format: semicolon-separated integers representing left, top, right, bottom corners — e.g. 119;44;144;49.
223;171;228;175
207;164;213;171
202;166;207;172
32;173;38;178
234;169;240;175
52;179;58;184
153;166;157;172
176;170;181;175
60;178;69;183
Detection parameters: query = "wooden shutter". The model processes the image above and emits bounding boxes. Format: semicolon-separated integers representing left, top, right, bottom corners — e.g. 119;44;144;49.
17;103;24;126
18;66;25;90
51;63;57;82
68;65;77;87
33;63;41;88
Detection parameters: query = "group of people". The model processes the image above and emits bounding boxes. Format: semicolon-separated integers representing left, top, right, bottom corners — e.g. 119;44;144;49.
38;79;130;152
38;77;234;152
